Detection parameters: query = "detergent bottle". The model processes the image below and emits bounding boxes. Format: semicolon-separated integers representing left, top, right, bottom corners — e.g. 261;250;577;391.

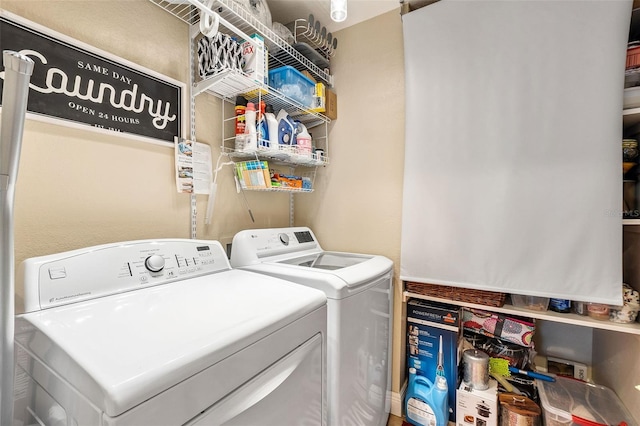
405;336;449;426
243;102;257;152
295;123;312;158
276;109;295;146
264;104;279;151
257;101;269;148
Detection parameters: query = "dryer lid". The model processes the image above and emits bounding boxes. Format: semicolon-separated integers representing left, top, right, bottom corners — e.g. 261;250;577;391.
15;269;326;418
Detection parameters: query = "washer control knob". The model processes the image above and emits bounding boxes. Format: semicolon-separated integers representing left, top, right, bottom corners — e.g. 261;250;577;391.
144;255;165;273
279;233;289;245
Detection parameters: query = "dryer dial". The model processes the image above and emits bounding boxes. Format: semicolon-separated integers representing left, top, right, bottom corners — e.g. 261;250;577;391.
144;254;165;272
279;233;289;245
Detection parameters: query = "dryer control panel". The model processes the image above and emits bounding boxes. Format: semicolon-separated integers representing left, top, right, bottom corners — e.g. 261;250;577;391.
19;239;230;312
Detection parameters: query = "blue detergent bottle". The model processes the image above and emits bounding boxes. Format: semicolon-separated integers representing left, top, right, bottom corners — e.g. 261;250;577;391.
405;336;449;426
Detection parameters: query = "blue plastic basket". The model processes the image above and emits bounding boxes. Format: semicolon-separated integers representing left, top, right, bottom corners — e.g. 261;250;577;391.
268;66;315;108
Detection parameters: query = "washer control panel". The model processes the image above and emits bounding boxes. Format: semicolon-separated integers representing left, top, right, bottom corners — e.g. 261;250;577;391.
230;227;320;266
20;239;230;312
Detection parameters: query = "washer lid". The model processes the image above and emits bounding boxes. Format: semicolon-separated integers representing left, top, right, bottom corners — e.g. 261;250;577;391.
15;269;326;418
241;252;393;299
277;252;372;270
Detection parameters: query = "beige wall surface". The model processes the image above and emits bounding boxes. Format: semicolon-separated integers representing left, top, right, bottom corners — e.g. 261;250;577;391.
2;0;290;304
296;10;407;394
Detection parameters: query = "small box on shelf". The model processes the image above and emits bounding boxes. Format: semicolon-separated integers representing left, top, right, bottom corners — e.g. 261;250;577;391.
241;34;268;97
456;380;498;426
235;160;271;189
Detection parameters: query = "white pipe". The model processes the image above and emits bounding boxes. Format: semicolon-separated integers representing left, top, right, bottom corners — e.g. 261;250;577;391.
0;50;34;426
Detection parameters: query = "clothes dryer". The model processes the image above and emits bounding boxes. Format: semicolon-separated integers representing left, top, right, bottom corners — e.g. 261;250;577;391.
230;227;393;426
13;239;327;426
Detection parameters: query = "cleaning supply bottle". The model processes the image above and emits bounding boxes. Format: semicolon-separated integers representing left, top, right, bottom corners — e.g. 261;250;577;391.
405;336;449;426
234;96;247;135
257;101;268;148
276;109;294;146
243;102;257;152
264;104;279;151
405;368;448;426
234;96;247;151
295;123;312;158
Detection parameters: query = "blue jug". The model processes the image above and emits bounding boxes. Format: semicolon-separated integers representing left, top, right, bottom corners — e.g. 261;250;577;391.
405;367;448;426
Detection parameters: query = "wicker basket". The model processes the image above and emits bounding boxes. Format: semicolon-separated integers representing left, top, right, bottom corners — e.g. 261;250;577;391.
405;282;507;308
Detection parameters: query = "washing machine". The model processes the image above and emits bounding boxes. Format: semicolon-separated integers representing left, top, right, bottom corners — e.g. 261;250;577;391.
13;239;327;426
230;227;393;426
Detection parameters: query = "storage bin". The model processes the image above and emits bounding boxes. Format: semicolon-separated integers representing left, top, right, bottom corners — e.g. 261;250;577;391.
537;376;637;426
268;66;315;108
511;294;550;312
405;282;507;307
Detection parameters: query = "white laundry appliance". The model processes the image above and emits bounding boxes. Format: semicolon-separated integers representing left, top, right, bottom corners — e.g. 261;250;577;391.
13;239;327;426
230;227;393;426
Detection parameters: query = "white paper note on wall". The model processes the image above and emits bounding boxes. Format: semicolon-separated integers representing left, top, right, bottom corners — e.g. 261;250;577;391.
175;137;212;194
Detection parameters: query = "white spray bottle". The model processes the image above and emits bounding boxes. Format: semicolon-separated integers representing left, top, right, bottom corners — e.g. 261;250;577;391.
243;102;257;152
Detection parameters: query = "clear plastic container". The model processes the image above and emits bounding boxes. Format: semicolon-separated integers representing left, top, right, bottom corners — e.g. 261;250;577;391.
268;66;315;108
511;294;550;311
537;376;637;426
587;303;610;321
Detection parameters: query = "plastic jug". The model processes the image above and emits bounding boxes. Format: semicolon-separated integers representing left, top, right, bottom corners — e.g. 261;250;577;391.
405;367;448;426
264;104;279;150
243;102;257;152
276;109;295;146
295;123;312;157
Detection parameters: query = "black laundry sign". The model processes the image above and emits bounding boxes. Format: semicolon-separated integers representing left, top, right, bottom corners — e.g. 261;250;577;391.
0;14;183;144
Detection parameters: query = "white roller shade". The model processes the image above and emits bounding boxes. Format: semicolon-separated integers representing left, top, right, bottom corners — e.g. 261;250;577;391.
400;0;630;304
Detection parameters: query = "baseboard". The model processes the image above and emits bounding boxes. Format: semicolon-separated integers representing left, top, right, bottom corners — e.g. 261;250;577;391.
390;381;407;417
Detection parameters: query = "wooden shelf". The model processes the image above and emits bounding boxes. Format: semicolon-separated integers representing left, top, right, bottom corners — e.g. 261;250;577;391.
403;291;640;336
623;106;640;130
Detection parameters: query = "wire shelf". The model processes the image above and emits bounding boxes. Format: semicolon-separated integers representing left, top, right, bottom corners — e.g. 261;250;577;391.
234;159;316;192
244;186;313;193
148;0;333;85
223;145;329;167
288;19;336;60
211;82;328;129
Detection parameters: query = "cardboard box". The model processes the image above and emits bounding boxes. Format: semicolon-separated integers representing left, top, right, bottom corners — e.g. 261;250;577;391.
309;83;337;120
456;380;498;426
236;161;271;189
548;357;590;382
301;70;316;83
241;34;268;96
407;299;460;423
311;83;326;113
325;88;337;120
